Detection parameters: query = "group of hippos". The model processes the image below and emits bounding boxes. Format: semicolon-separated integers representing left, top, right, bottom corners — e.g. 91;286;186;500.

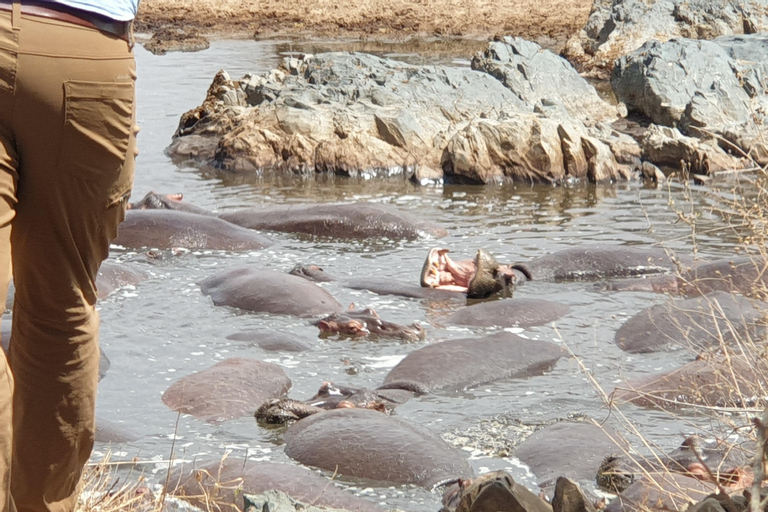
78;191;768;512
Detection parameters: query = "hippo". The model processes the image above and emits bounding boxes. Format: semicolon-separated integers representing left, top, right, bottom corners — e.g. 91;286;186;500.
288;263;338;283
611;353;768;409
678;257;768;297
169;458;383;512
605;473;716;512
128;192;447;240
442;298;570;329
422;246;685;298
128;191;211;215
113;209;272;251
604;257;768;298
597;435;752;494
513;421;625;490
198;267;343;317
614;292;767;353
5;261;147;306
255;381;412;424
94;417;140;444
97;261;149;298
441;471;554;512
345;278;464;299
161;358;291;423
313;307;425;341
284;408;474;487
226;330;311;352
289;263;463;300
379;332;564;394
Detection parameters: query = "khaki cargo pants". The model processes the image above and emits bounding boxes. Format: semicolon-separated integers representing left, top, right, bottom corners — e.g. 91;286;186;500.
0;4;136;512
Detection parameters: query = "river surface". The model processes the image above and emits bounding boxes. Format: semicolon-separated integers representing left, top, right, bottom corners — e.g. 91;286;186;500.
93;38;749;510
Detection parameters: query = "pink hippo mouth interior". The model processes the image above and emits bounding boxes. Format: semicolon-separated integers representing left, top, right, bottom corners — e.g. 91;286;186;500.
420;248;477;292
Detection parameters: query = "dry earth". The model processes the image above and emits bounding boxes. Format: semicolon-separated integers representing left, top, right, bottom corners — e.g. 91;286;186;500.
137;0;593;48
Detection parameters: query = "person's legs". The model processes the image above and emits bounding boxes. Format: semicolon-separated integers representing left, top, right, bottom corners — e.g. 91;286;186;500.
5;12;135;512
0;6;20;512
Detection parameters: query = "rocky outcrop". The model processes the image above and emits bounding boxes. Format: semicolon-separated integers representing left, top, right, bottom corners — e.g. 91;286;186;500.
565;0;768;77
612;35;768;169
641;125;747;175
169;39;632;184
143;27;210;55
472;37;621;124
441;117;633;184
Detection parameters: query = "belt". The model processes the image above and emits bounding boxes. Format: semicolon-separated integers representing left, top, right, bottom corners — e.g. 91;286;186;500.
0;1;132;43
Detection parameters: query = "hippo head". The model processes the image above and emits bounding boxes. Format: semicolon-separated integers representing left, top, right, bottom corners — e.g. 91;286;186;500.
314;313;369;337
128;191;184;210
313;308;425;341
420;247;528;299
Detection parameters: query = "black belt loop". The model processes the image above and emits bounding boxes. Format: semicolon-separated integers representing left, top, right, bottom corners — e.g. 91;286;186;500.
11;1;19;28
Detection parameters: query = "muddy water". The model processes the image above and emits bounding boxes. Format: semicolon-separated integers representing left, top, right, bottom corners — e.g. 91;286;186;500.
95;39;743;510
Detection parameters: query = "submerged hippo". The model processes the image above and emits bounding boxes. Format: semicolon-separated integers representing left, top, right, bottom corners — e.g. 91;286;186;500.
379;332;564;394
97;261;149;298
290;263;462;300
254;382;412;424
226;330;311;352
255;381;412;424
129;192;447;240
95;417;141;444
614;292;767;353
113;209;272;251
284;408;474;488
170;458;383;512
678;257;768;296
605;473;715;512
604;257;768;298
199;267;342;317
313;307;425;341
129;191;211;215
611;353;768;409
443;298;570;329
161;358;291;423
597;435;752;494
422;246;684;298
513;421;625;490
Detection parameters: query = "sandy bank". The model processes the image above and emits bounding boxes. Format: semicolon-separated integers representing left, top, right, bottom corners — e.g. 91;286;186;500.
136;0;592;48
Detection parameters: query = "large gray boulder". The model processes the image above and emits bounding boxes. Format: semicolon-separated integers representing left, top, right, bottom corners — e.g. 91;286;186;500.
171;52;527;182
612;35;768;168
441;117;633;184
641;125;747;175
170;43;632;184
566;0;768;76
472;37;620;124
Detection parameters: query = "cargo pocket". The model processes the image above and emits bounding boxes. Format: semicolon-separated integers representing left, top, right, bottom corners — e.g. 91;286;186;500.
59;80;135;208
0;19;19;93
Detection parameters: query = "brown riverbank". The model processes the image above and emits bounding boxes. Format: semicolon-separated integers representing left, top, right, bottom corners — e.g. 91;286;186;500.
136;0;593;49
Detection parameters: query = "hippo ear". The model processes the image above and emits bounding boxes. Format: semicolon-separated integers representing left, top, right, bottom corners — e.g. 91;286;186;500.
168;193;184;201
350;320;369;336
316;320;334;332
348;303;356;311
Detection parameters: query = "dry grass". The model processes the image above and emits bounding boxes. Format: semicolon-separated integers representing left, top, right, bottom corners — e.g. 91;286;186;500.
136;0;592;45
571;166;768;511
76;454;160;512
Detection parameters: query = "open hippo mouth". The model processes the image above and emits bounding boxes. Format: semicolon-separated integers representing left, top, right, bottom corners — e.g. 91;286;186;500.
420;248;529;299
